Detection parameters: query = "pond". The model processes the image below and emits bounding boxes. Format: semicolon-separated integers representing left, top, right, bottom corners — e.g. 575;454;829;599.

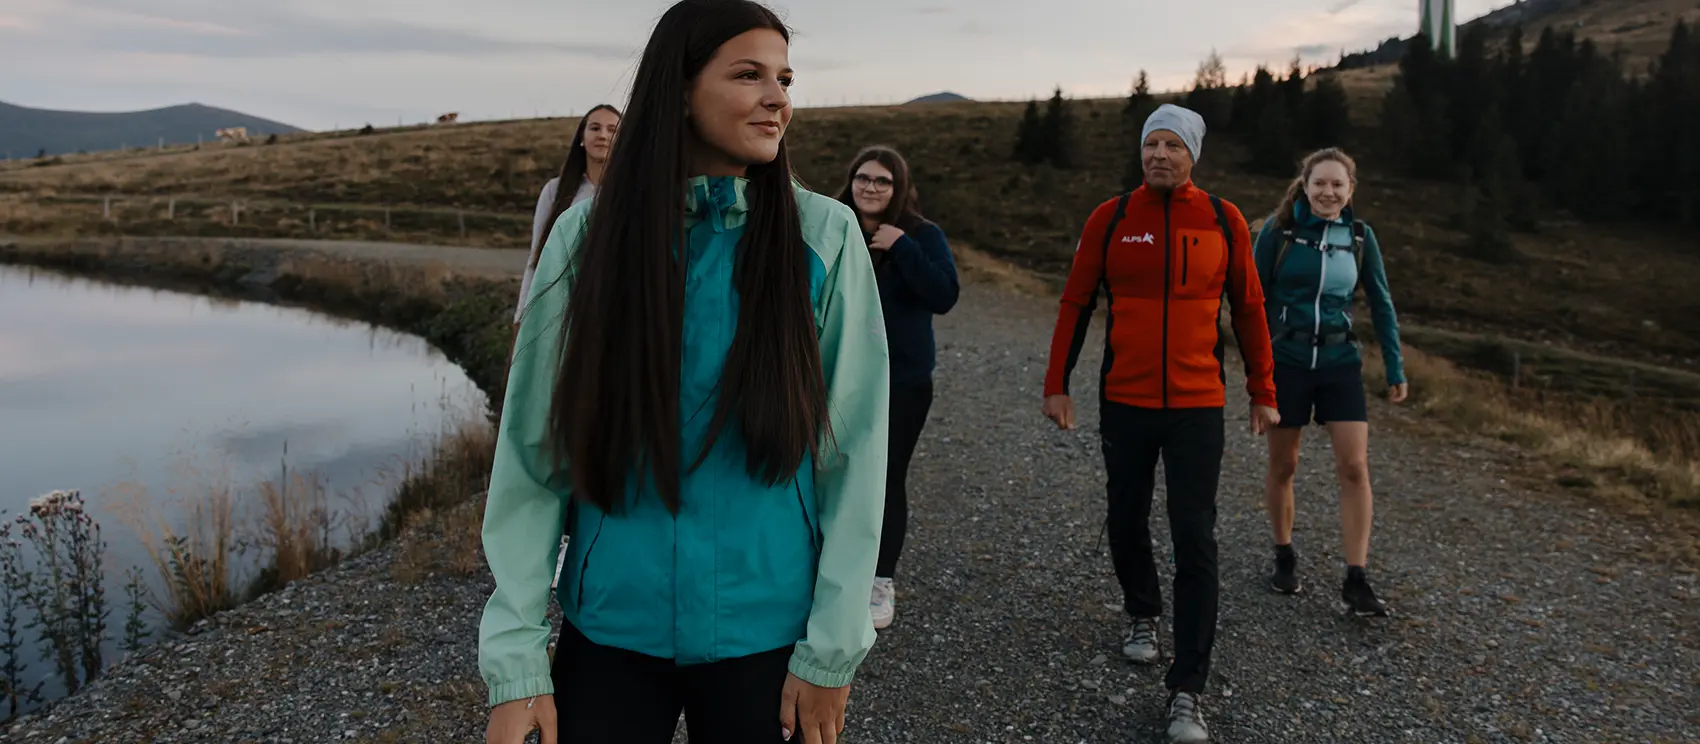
0;263;488;713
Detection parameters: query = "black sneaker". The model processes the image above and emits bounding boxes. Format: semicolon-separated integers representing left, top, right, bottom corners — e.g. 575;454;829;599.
1342;568;1390;617
1270;545;1301;595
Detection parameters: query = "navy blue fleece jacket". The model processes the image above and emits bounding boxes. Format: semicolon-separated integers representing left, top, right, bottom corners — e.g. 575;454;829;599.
868;219;959;389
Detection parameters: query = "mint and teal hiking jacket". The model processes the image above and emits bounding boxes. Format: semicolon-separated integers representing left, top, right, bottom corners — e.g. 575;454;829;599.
1253;201;1406;385
477;175;892;707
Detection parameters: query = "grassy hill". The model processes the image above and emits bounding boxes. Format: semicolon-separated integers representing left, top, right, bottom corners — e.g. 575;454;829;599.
4;96;1697;369
0;101;304;158
4;94;1699;506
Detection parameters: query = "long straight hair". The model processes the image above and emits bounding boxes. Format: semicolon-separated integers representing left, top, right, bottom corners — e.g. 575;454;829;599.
1273;147;1359;230
834;145;925;231
531;104;621;260
545;0;828;515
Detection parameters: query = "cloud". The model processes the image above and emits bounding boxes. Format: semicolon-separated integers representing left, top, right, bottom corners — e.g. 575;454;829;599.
1327;0;1364;13
53;0;636;61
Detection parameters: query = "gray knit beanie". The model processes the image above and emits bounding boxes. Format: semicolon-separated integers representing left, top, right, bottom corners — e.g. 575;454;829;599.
1141;103;1207;163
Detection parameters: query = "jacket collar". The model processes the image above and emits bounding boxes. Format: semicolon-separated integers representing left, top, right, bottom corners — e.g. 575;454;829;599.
1134;180;1200;203
684;175;750;233
1293;198;1355;228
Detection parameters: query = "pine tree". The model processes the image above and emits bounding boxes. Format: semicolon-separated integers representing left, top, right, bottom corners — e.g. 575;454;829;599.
1641;20;1700;225
1185;49;1231;129
1547;51;1636;220
1013;99;1043;164
1040;86;1074;168
1303;74;1351;149
1228;75;1252;134
1447;26;1494;162
1282;56;1307;120
1124;70;1156;121
1248;95;1297;176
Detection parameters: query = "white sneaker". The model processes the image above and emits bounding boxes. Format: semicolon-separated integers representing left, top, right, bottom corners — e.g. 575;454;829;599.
870;577;895;629
1122;616;1161;664
1166;691;1210;743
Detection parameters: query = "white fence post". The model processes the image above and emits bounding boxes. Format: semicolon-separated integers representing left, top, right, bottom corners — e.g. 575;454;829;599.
103;196;112;220
231;200;240;225
458;210;467;237
309;208;317;233
167;197;176;220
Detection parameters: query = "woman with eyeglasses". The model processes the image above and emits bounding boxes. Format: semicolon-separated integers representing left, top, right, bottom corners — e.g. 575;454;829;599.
833;145;959;631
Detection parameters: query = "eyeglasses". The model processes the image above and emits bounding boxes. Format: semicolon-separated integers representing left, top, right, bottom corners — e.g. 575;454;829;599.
853;174;894;192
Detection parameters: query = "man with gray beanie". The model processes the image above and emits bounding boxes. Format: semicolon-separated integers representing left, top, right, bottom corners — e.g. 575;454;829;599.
1041;103;1279;744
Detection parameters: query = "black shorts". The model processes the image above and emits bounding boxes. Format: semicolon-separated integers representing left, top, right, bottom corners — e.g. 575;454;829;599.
1274;362;1368;428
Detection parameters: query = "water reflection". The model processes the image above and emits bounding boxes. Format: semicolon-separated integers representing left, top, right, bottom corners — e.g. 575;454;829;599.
0;262;488;712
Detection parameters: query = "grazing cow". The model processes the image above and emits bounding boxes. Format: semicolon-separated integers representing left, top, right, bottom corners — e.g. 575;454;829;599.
214;127;250;143
435;112;460;124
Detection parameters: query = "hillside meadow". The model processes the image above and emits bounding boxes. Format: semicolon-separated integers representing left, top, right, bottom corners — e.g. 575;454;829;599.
4;90;1699;507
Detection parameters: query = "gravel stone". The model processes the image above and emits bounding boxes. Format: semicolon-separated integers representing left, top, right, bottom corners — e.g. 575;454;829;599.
6;279;1698;743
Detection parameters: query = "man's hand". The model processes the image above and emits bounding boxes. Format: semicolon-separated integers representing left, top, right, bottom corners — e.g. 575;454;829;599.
779;673;849;743
1042;394;1076;430
1388;383;1409;404
868;224;905;252
486;695;557;744
1250;404;1280;436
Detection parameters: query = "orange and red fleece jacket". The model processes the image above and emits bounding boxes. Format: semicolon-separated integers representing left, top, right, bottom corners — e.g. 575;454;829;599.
1043;182;1277;410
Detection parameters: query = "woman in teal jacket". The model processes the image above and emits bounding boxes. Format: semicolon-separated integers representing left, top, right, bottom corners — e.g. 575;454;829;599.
1254;147;1406;618
479;2;890;743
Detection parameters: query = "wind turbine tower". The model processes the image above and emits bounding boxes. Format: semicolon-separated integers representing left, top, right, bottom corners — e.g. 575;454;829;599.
1419;0;1457;58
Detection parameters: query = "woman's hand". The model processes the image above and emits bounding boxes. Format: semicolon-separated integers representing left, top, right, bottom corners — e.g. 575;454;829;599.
486;695;557;744
868;224;905;252
1388;382;1409;404
779;673;849;743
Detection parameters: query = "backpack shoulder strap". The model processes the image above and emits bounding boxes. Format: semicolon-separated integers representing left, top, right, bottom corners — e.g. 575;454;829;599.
1273;227;1297;278
1350;219;1368;293
1208;194;1233;256
1208;194;1236;304
1098;192;1132;292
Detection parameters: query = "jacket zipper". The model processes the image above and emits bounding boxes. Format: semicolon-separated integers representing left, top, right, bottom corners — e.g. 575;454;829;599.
795;481;819;554
1161;191;1172;408
1312;235;1327;371
575;514;606;611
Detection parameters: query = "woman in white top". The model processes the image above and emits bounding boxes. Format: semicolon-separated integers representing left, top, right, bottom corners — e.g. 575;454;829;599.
515;104;622;334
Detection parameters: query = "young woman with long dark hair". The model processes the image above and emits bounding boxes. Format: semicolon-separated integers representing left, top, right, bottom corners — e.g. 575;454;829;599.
514;104;621;335
1253;147;1406;617
833;145;958;630
479;2;890;743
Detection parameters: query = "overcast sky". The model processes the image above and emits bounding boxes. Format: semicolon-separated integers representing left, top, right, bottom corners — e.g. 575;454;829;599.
1;0;1508;131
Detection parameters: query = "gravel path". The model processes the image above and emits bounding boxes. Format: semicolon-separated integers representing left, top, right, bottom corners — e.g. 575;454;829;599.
6;248;1698;744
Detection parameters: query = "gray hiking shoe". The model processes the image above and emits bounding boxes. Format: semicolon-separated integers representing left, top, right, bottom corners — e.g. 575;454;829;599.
1166;691;1210;743
1122;616;1161;664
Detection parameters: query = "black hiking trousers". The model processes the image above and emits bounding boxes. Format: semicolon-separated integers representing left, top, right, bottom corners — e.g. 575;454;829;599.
1100;400;1224;694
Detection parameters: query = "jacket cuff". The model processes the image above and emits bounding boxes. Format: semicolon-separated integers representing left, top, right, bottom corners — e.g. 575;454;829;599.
787;650;856;688
1251;392;1278;409
488;675;555;708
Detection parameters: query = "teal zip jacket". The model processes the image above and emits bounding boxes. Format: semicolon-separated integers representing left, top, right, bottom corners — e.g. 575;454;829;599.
1253;201;1405;385
478;175;891;707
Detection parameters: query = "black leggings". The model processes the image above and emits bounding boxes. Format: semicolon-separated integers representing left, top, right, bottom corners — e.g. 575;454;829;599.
877;379;935;579
550;620;792;743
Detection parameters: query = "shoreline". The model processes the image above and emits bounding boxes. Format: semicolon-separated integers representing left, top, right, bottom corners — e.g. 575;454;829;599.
0;236;520;402
0;235;519;724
